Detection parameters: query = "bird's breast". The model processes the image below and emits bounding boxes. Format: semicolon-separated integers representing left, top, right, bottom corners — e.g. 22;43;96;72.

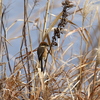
42;48;48;60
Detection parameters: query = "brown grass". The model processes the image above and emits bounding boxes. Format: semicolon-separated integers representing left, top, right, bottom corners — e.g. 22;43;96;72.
0;0;100;100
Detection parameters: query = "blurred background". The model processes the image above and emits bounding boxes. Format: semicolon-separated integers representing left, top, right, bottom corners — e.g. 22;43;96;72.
1;0;100;99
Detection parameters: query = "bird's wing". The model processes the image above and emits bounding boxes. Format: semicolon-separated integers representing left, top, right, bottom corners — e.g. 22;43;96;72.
37;47;45;61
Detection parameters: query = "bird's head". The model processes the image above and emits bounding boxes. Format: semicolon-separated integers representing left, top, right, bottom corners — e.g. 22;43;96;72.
39;42;49;47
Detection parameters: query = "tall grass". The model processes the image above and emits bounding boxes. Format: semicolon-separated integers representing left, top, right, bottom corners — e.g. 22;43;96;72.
0;0;100;100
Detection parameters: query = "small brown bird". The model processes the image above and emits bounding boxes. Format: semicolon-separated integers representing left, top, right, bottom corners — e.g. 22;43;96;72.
37;42;49;72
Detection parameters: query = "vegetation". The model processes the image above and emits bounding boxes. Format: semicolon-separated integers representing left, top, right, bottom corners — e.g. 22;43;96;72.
0;0;100;100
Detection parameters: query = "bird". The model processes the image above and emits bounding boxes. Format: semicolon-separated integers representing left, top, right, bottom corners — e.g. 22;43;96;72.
37;42;49;72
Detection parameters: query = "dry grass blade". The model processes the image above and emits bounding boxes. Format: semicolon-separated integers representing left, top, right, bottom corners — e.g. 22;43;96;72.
65;26;92;46
1;0;100;100
47;11;63;34
44;11;63;40
8;35;28;41
96;38;100;65
62;43;73;57
42;0;50;41
0;0;2;17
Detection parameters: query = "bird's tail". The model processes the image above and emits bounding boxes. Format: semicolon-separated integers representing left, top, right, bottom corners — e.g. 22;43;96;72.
40;60;44;72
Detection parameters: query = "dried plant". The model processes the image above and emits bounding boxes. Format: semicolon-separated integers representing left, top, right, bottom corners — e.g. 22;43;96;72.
0;0;100;100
